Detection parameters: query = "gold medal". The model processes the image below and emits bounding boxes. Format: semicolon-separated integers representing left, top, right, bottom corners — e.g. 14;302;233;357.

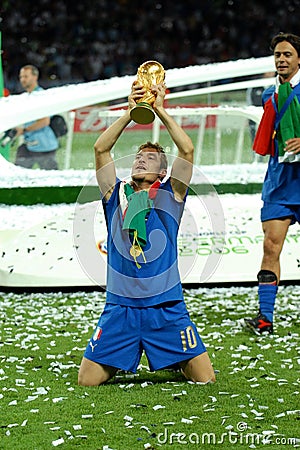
130;245;142;258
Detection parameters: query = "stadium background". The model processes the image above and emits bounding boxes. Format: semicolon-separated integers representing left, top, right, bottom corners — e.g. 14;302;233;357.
0;2;299;288
1;0;300;93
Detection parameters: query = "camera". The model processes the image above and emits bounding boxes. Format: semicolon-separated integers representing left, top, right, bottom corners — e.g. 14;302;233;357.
0;128;18;147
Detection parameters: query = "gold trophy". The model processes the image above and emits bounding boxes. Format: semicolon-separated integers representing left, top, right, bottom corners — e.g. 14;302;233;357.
130;61;165;125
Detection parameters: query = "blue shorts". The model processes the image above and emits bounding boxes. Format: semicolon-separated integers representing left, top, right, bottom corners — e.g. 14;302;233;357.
261;201;300;225
84;301;206;373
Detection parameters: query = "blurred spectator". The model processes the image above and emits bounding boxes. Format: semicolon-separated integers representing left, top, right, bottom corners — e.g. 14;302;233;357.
14;65;59;169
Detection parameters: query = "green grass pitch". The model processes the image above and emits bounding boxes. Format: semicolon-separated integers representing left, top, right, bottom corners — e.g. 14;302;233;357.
1;287;299;449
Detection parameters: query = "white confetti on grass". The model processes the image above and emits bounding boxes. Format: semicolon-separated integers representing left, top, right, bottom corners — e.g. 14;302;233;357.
1;286;299;448
123;415;133;422
251;409;264;418
140;425;151;433
25;395;38;402
124;415;134;428
52;437;64;446
52;397;68;403
181;418;193;424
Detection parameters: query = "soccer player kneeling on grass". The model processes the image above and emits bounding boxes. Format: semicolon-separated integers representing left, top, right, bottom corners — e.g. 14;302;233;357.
78;81;215;386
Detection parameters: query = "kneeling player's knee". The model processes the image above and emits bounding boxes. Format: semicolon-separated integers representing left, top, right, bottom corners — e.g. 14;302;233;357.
78;370;106;386
180;353;216;384
187;370;216;384
77;370;95;386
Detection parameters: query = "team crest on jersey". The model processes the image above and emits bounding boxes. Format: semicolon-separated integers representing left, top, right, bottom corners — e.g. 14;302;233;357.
93;326;103;341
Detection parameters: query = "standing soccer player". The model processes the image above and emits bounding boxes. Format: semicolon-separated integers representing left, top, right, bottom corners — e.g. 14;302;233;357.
245;33;300;334
78;80;215;385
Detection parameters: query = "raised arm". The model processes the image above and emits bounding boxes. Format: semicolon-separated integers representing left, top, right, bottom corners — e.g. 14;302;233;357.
94;82;145;200
152;84;194;201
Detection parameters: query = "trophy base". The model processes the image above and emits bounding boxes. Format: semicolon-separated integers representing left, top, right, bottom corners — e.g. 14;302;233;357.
130;103;155;125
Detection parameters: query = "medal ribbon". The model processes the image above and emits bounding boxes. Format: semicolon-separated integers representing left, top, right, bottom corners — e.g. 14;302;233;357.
122;180;160;268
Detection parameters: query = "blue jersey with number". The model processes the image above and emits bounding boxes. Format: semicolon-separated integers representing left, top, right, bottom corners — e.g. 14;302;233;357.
102;177;186;307
261;85;300;205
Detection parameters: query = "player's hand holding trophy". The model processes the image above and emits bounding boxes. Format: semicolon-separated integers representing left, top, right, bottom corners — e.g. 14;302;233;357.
130;61;165;125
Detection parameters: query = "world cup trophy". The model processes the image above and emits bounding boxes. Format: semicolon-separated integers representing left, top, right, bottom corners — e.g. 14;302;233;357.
130;61;165;125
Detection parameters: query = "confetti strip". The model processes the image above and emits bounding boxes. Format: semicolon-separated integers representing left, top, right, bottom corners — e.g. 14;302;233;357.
52;397;67;403
123;415;133;422
52;438;64;446
25;396;38;403
181;418;193;424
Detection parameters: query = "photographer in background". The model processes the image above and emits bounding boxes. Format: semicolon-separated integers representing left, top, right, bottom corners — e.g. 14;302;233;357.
14;65;59;170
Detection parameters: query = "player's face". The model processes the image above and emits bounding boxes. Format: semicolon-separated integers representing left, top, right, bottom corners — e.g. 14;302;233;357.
131;149;163;183
19;69;38;92
274;41;300;82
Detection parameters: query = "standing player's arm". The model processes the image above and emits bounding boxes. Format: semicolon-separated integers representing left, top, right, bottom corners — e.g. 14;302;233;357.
152;84;194;201
94;82;145;201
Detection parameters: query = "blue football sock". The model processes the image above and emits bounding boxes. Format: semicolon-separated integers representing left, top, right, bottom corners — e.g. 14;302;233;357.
258;284;278;322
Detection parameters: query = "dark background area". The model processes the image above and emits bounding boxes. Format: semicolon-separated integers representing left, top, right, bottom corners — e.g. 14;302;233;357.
1;0;300;93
